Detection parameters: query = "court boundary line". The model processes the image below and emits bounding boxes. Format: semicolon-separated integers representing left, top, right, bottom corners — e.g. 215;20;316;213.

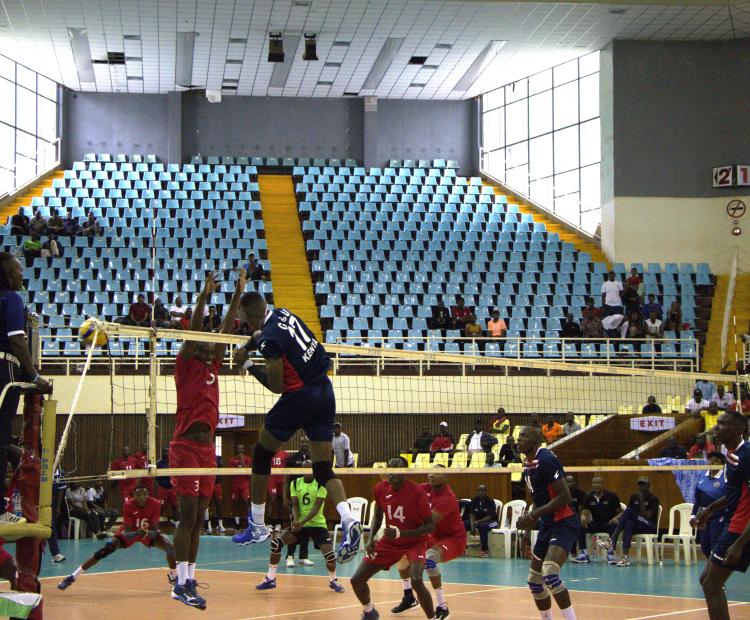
38;567;162;580
625;601;749;620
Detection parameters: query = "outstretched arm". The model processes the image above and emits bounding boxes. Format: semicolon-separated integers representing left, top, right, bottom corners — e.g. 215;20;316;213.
180;273;218;359
215;268;247;361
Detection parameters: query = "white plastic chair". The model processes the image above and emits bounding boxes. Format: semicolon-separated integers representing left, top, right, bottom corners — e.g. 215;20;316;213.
491;499;526;558
333;496;368;544
634;504;663;565
661;502;697;565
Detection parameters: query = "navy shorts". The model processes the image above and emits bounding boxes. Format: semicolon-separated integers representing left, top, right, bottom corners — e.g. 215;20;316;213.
710;529;750;573
700;515;725;558
533;518;580;560
265;377;335;442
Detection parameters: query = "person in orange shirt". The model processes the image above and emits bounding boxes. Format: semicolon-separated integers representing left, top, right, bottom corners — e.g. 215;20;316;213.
486;310;507;339
541;416;564;444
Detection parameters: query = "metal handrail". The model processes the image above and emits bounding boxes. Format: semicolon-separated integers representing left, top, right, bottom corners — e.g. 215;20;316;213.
0;137;61;202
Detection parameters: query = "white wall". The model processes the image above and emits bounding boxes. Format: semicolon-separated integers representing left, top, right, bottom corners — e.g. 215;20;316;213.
601;195;750;274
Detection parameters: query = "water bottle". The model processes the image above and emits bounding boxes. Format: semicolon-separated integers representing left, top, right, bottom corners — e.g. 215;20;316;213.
12;489;22;517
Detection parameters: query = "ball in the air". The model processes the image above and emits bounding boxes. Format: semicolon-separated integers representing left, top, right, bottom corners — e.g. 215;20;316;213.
78;319;108;347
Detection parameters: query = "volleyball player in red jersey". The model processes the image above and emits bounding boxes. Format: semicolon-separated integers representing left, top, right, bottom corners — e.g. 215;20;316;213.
351;458;437;620
266;449;289;529
169;269;247;610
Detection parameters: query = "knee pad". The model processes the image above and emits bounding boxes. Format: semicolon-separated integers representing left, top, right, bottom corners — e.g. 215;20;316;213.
252;443;275;476
542;561;565;595
425;548;441;577
93;542;116;561
323;550;336;565
312;460;336;488
270;537;285;554
527;568;548;600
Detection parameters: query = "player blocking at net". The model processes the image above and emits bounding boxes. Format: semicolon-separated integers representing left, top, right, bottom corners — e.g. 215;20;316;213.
231;292;362;563
170;268;247;610
57;484;177;591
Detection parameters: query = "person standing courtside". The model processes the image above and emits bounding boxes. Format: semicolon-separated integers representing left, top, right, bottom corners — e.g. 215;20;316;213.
0;252;49;523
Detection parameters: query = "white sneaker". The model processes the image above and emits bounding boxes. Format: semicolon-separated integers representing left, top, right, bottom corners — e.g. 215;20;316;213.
0;512;26;524
217;524;226;534
52;554;66;562
286;556;295;568
298;559;314;566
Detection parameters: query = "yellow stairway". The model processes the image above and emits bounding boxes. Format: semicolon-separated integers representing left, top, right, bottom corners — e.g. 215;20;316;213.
0;170;65;225
258;175;323;341
702;273;750;373
482;178;608;266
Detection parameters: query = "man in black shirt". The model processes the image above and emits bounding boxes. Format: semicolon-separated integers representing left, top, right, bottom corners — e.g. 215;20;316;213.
560;313;582;339
641;396;662;414
599;477;659;567
429;299;451;331
659;437;687;459
571;476;622;564
498;435;522;465
412;426;433;456
10;209;30;236
463;484;498;558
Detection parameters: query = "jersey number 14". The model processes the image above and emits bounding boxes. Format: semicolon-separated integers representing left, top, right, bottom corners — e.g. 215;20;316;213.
386;504;405;523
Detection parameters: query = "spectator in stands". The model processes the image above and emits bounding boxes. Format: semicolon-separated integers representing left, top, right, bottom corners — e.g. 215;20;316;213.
203;305;221;332
602;313;629;339
641;293;663;320
541;415;564;444
486;310;507;340
41;233;60;259
29;211;46;236
451;296;472;331
566;475;586;516
711;384;735;411
10;208;30;236
644;310;664;338
429;299;451;331
332;422;355;467
601;477;659;566
412;426;434;456
152;298;171;328
46;210;65;236
641;396;662;414
81;212;102;237
686;388;710;416
86;480;118;533
702;401;721;434
22;233;42;260
122;293;150;327
581;312;605;340
695;378;717;401
63;212;79;236
560;313;582;339
463;484;498;558
664;301;684;334
659;437;687;459
464;314;483;351
621;285;641;316
562;412;581;436
687;433;715;459
582;297;601;320
490;407;512;438
529;414;541;428
429;422;454;454
178;307;193;330
244;253;265;281
65;482;107;539
572;476;622;564
169;296;187;326
466;419;498;457
626;267;642;290
498;435;522;465
624;311;645;340
601;271;623;317
729;385;750;414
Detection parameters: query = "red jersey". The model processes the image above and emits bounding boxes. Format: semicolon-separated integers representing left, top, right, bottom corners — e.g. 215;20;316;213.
267;450;288;493
173;353;220;438
374;479;432;547
111;455;141;473
420;482;464;539
430;435;454;452
122;496;161;531
229;455;251;484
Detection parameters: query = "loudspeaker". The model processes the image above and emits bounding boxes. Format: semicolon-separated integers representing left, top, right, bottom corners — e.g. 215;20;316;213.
303;34;318;61
268;33;284;63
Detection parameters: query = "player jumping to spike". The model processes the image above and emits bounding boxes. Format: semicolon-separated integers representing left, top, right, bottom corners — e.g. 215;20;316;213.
231;293;361;563
170;269;247;610
517;425;579;620
57;484;176;590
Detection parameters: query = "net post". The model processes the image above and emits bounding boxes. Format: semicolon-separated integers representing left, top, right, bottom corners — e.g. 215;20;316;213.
147;330;158;468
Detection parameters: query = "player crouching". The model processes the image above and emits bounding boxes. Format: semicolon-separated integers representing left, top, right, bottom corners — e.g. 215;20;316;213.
57;484;177;592
255;459;345;594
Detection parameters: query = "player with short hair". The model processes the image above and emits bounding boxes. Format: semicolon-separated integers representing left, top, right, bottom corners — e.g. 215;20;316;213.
350;457;437;620
256;459;345;593
169;269;246;609
696;411;750;620
57;484;176;590
517;426;579;620
392;465;466;619
231;293;361;563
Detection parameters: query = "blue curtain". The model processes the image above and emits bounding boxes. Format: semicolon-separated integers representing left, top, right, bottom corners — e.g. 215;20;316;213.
647;457;707;504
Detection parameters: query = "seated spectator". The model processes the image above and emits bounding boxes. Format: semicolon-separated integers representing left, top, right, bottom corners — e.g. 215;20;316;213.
644;310;664;338
412;426;434;455
203;305;221;332
178;307;193;330
22;233;42;259
541;415;564;444
695;378;717;401
498;435;522;465
10;208;30;236
685;388;710;416
601;271;623;317
486;310;507;339
332;423;355;467
170;297;187;326
701;402;721;434
451;296;472;330
567;475;587;518
464;313;482;339
529;414;541;428
244;253;265;281
86;480;118;532
602;313;628;339
152;298;171;328
463;484;498;558
63;212;80;236
560;313;582;339
687;433;716;460
664;301;684;334
624;312;644;339
490;407;512;437
581;297;601;320
572;476;623;564
429;422;454;454
622;285;641;316
581;313;605;339
641;395;662;414
466;419;498;456
625;267;642;289
41;233;61;258
125;294;150;327
29;211;47;236
47;210;65;236
711;384;735;411
729;386;750;414
429;299;451;331
659;437;687;459
641;293;663;320
81;212;103;237
65;482;107;539
562;411;581;436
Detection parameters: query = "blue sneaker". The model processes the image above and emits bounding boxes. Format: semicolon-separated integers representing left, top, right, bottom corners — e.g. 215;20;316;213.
336;520;363;564
232;518;271;546
570;552;590;563
57;575;75;590
328;578;345;593
171;584;206;610
256;577;277;590
186;579;207;606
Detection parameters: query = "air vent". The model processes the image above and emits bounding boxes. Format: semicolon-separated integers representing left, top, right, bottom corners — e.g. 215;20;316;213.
93;52;126;65
127;76;143;81
324;62;341;68
343;91;359;97
221;85;237;91
294;0;311;5
610;8;627;14
226;59;243;64
435;43;452;49
317;80;333;85
222;78;239;84
229;37;247;44
332;41;350;47
123;35;141;41
409;56;428;65
126;56;142;62
410;82;426;87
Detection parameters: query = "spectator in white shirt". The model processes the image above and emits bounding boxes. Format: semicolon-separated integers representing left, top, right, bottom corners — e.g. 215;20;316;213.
644;311;664;339
711;385;735;411
601;271;624;318
685;389;710;416
562;412;582;436
695;379;716;401
602;313;628;339
466;419;498;454
331;423;355;467
86;480;118;532
169;296;187;327
66;483;107;539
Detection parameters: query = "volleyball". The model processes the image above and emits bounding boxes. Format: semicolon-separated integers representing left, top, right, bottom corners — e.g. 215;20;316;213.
78;319;108;347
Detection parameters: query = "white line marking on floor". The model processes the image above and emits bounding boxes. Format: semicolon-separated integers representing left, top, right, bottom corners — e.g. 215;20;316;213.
624;601;748;620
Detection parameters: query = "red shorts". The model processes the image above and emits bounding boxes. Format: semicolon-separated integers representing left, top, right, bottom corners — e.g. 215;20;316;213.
232;482;250;501
364;539;427;569
427;534;466;562
212;484;223;500
267;475;284;496
115;527;156;549
156;486;178;509
169;438;215;497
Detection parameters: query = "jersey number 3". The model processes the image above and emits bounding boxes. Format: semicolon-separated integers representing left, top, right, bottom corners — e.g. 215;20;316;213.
386;504;405;523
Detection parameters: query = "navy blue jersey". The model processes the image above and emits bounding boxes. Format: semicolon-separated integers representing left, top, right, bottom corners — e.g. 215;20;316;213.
523;447;575;526
0;290;26;354
258;308;330;393
155;457;172;489
724;441;750;534
693;470;726;515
